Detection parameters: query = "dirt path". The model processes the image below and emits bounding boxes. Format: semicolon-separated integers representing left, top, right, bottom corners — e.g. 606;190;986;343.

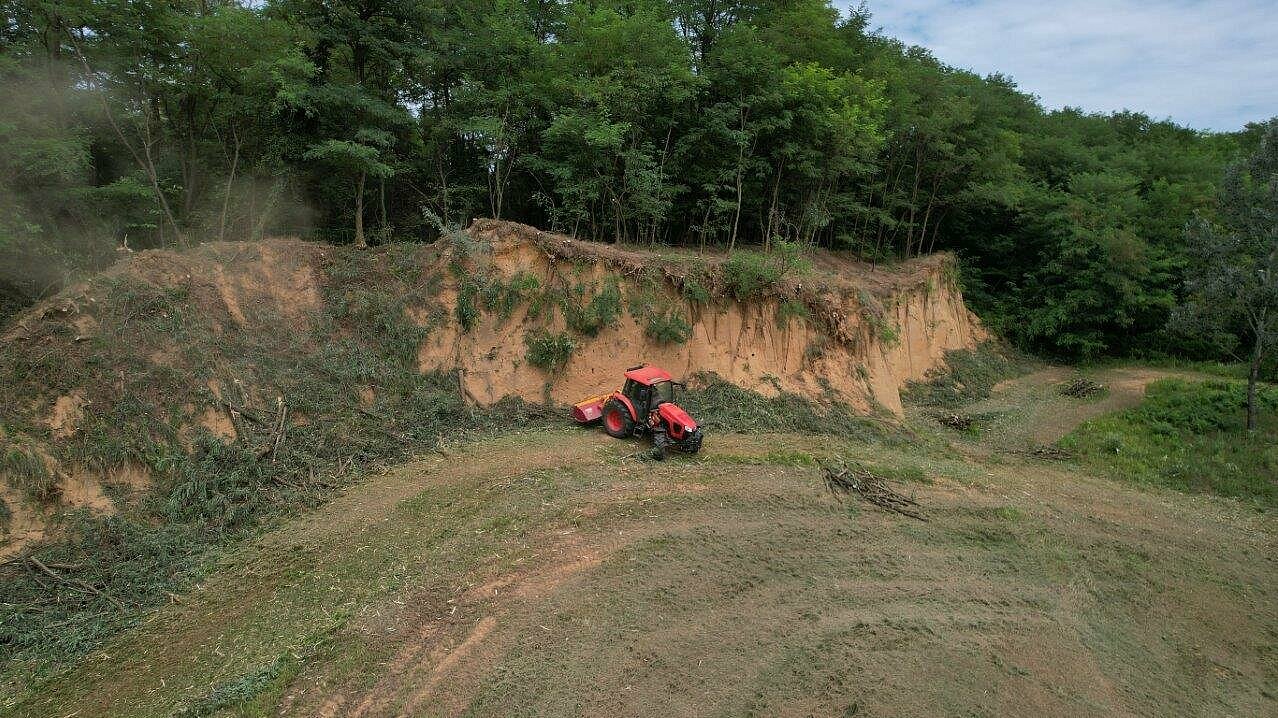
964;365;1213;447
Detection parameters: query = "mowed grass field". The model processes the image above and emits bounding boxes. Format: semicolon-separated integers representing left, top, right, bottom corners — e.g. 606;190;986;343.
4;367;1276;717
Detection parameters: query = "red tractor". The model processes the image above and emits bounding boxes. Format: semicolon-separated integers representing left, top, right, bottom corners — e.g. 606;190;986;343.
572;364;703;458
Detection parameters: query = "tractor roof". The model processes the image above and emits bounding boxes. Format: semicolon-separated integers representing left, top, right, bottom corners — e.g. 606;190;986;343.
625;365;673;386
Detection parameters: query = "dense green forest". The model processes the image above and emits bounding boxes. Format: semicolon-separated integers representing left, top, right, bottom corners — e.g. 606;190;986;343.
0;0;1270;359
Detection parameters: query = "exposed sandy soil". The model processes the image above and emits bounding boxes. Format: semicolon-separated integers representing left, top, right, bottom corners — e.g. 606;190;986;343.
7;368;1273;718
46;392;87;440
425;221;985;414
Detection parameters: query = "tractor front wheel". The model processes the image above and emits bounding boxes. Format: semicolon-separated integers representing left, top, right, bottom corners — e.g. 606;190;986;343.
684;430;703;454
602;399;634;439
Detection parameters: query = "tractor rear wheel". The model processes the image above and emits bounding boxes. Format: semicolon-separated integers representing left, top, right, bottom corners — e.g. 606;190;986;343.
602;399;634;439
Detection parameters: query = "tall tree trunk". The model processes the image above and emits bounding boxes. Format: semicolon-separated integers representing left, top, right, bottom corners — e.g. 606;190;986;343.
380;177;388;235
218;128;240;243
1247;334;1262;432
354;171;367;248
765;158;784;251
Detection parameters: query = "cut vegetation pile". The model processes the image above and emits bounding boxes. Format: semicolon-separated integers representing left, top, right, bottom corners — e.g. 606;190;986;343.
0;219;984;687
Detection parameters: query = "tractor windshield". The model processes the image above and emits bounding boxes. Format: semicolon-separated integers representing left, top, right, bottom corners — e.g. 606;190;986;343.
652;380;674;405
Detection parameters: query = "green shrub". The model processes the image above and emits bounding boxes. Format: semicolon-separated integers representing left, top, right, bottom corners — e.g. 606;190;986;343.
722;251;783;300
721;243;811;301
455;280;480;331
773;240;813;274
524;330;575;372
804;337;829;364
776;299;810;327
502;272;541;318
645;310;693;345
1063;379;1278;507
680;274;712;306
564;279;622;336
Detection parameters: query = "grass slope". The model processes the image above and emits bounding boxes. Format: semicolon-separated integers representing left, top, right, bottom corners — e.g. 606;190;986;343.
1063;378;1278;508
3;370;1275;717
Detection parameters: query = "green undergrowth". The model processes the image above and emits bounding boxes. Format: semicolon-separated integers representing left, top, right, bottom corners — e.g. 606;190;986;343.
524;329;575;372
1062;378;1278;508
0;245;557;686
0;442;54;500
721;241;811;300
903;343;1036;409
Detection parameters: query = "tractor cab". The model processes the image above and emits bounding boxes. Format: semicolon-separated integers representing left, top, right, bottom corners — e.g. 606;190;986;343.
620;365;677;422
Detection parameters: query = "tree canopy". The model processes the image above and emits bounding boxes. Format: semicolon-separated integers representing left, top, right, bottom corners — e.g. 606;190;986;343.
1172;120;1278;429
0;0;1266;361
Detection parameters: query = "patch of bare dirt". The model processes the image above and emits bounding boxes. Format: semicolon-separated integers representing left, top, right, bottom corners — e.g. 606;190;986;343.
56;470;116;514
46;391;88;440
196;406;237;443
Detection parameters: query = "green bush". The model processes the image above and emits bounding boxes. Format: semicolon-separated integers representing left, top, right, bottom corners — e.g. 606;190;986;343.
645;310;693;345
455;280;480;331
775;299;810;327
680;274;712;306
1062;378;1278;507
564;279;622;336
722;251;783;300
524;330;575;372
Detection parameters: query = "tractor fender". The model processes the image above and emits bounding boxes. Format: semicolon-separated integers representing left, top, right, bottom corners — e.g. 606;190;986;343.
610;391;638;422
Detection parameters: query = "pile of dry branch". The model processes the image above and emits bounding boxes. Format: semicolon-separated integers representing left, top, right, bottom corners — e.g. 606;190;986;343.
933;411;974;430
1059;377;1104;398
823;464;926;521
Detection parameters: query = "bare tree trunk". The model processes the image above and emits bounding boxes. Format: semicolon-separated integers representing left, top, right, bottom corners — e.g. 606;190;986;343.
1247;334;1263;432
354;171;367;248
380;177;388;237
218;128;240;243
765;158;784;251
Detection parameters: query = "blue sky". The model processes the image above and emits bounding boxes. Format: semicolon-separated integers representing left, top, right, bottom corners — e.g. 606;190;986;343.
844;0;1277;132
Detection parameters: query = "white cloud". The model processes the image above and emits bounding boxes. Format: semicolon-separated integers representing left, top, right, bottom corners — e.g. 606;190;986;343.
843;0;1277;131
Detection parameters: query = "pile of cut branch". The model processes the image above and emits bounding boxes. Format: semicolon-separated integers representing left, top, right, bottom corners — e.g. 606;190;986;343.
214;379;289;462
1027;444;1073;461
933;411;974;430
823;464;926;521
1059;377;1104;398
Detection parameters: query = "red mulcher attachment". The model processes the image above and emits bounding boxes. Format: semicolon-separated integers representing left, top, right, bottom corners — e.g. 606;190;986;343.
572;364;703;458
